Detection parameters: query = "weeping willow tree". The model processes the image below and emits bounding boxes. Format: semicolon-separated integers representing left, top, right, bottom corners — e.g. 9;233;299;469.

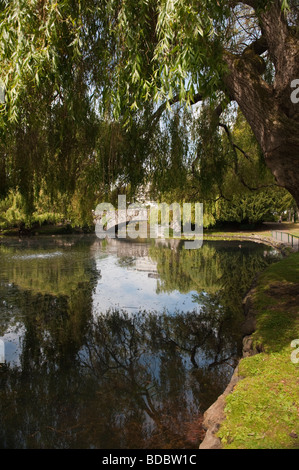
0;0;298;225
0;0;99;223
101;0;299;206
0;1;171;225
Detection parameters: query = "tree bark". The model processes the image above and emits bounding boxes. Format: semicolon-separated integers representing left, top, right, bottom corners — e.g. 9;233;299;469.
224;0;299;205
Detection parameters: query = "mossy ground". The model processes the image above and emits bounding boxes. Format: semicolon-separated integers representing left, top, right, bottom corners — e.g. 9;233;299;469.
217;252;299;449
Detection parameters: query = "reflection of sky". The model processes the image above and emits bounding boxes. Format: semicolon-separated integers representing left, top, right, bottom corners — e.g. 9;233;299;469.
0;324;24;366
93;254;200;315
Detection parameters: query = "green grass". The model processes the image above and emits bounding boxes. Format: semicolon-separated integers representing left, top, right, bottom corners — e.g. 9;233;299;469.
204;222;299;240
217;252;299;449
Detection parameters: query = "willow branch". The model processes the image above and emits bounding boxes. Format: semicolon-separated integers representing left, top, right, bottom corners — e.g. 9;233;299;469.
219;121;281;191
218;122;253;162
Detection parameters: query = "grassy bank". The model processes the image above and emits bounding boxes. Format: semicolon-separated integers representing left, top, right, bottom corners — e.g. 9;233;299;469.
217;252;299;449
204;221;299;239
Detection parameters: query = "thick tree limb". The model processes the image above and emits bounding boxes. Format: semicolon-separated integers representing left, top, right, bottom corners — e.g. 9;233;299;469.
243;35;268;57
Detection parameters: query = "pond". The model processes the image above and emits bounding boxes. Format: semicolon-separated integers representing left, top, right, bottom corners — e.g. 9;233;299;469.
0;235;280;449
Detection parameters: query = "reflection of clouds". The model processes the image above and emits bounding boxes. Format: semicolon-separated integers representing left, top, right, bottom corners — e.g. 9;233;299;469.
1;323;25;366
92;254;200;314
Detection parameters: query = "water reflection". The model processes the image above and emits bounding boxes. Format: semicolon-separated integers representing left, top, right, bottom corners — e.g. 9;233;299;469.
0;236;280;449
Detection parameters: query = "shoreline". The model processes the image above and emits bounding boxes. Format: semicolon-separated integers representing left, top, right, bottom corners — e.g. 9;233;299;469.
199;282;260;449
199;236;298;449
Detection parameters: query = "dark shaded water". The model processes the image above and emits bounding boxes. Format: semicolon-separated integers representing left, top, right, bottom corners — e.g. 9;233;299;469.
0;235;280;449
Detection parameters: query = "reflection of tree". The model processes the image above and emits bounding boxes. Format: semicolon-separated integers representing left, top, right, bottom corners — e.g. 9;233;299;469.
0;239;280;449
150;242;221;295
150;240;278;314
0;302;238;449
0;238;99;449
116;256;136;268
79;305;243;449
0;238;95;297
0;237;98;362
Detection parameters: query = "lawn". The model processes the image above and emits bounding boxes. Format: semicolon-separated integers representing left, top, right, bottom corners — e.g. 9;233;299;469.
217;252;299;449
204;222;299;240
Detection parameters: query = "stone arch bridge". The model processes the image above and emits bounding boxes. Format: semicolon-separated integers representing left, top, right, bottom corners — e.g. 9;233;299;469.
93;205;181;238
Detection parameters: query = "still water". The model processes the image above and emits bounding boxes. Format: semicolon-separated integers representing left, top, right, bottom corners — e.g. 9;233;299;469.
0;235;280;449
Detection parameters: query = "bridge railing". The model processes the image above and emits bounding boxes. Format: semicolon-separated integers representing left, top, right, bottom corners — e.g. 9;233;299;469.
271;230;299;250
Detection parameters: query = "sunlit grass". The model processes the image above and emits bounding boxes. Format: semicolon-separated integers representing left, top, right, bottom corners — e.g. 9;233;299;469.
217;252;299;449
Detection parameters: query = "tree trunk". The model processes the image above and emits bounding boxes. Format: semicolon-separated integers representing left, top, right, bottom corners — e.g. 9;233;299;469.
224;0;299;206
